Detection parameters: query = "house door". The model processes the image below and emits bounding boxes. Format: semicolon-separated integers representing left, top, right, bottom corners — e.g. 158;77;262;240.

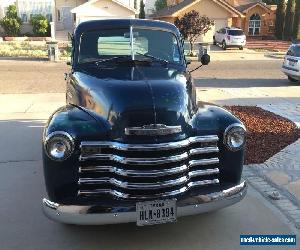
248;13;261;35
61;7;73;30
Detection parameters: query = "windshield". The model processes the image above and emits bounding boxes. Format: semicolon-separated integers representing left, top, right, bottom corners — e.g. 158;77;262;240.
78;27;181;64
287;45;300;57
228;30;244;36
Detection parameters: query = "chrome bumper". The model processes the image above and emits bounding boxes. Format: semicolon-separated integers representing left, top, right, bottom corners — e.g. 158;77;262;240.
42;181;247;225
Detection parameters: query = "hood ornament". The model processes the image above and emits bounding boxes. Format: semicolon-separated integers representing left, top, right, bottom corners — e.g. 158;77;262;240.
125;124;182;136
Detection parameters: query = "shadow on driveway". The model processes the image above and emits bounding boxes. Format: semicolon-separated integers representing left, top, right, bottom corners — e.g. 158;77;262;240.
194;78;299;88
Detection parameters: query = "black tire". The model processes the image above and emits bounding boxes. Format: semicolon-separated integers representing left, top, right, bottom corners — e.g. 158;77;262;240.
239;46;243;50
288;76;298;82
213;37;216;45
222;41;227;50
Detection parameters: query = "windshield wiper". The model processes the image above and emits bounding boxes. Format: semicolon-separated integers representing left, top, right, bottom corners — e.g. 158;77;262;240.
135;52;171;65
94;55;132;65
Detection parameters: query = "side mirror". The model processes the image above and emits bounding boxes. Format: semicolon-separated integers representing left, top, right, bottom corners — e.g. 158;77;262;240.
199;54;210;65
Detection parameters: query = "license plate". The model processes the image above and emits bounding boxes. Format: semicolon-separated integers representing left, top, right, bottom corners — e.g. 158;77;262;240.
136;199;177;226
289;60;296;66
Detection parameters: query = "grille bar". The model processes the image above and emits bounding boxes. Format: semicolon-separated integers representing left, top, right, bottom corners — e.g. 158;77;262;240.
80;152;189;164
78;179;220;199
80;135;218;153
79;164;188;177
78;168;219;189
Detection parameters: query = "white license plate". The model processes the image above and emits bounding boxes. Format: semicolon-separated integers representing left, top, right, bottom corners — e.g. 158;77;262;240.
289;60;296;66
136;199;177;226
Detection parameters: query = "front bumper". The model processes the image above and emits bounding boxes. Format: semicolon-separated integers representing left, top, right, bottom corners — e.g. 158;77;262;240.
282;65;300;79
226;40;246;47
42;181;247;225
43;181;247;225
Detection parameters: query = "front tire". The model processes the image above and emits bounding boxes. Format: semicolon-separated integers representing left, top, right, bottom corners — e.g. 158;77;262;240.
288;76;298;82
239;46;243;50
222;41;227;50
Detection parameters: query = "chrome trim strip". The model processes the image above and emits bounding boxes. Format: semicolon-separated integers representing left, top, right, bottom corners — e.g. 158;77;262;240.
189;158;219;167
80;135;219;152
78;179;220;198
79;164;188;177
189;168;219;178
189;147;219;155
42;181;247;225
124;124;182;136
80;152;189;164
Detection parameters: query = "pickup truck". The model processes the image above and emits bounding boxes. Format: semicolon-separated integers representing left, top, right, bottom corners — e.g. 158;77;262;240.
42;19;247;226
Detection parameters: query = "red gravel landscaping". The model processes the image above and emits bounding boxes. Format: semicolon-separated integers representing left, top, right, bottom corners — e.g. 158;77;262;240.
225;106;300;165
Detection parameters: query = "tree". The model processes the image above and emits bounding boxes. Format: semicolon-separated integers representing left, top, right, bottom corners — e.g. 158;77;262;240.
0;5;22;36
275;0;286;39
174;10;214;55
293;0;300;39
30;15;49;36
155;0;167;12
139;0;145;19
284;0;296;40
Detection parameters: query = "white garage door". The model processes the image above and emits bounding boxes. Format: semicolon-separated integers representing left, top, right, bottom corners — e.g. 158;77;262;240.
199;19;227;43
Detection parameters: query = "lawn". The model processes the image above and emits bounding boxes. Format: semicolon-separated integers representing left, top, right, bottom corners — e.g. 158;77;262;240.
0;41;71;60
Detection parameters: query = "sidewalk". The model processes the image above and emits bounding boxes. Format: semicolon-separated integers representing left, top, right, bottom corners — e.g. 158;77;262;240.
0;93;64;120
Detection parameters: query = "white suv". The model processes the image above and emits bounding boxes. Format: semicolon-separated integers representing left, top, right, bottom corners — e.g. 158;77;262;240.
213;27;246;50
282;44;300;82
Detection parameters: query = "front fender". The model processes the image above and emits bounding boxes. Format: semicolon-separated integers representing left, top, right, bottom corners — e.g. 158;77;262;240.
43;105;110;203
191;104;245;185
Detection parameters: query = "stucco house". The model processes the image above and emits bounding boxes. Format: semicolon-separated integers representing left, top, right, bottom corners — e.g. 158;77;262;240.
0;0;54;35
54;0;137;38
152;0;277;42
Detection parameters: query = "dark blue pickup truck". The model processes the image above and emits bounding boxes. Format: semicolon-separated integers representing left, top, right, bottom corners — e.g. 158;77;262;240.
42;19;247;226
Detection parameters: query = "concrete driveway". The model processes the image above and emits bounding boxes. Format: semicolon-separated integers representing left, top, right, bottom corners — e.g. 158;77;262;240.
0;119;297;250
0;59;299;249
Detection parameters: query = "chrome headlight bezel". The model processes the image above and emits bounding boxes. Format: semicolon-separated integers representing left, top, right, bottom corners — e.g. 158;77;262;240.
44;131;74;161
223;123;246;151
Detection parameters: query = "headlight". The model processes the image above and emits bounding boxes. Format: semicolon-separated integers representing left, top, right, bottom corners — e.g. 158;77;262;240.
44;131;74;161
224;124;246;151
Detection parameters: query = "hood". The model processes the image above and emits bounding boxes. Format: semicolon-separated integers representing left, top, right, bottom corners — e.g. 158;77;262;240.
71;65;197;141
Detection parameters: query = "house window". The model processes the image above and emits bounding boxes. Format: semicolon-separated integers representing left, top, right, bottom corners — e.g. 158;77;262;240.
46;13;52;22
57;9;61;22
248;13;261;36
30;14;36;20
21;13;28;23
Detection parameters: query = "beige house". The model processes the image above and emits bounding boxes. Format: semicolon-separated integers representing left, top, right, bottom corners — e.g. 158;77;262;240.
54;0;136;39
152;0;277;42
71;0;136;25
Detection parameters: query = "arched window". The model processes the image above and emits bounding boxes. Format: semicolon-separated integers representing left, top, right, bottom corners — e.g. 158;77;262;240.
249;13;261;35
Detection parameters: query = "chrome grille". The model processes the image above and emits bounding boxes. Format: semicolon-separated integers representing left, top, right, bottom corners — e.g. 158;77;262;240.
78;135;220;199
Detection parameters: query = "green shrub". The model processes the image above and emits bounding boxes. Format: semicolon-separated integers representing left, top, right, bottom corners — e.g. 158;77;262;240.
0;5;22;36
30;15;49;36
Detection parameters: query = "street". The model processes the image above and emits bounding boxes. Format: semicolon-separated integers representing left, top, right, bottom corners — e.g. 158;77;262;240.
0;59;299;250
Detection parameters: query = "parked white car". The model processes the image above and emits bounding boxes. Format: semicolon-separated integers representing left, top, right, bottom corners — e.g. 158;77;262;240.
213;27;246;50
282;44;300;82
